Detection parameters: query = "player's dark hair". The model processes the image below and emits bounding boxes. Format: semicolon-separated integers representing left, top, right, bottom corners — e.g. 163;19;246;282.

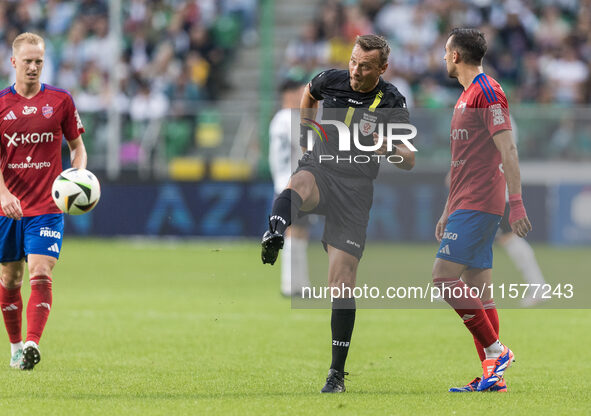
448;28;487;65
355;34;390;66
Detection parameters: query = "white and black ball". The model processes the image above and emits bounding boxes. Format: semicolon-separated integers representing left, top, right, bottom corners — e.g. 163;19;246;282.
51;168;101;215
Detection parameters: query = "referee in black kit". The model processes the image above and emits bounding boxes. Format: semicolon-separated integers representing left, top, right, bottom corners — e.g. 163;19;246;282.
261;34;416;393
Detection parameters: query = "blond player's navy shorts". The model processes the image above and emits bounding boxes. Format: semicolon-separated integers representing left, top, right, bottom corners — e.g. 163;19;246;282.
0;214;64;261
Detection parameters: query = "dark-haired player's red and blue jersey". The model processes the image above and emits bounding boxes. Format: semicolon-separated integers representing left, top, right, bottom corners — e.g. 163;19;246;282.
0;84;84;216
448;73;512;217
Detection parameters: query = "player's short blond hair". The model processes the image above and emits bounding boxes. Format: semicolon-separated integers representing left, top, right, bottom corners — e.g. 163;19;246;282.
12;32;45;56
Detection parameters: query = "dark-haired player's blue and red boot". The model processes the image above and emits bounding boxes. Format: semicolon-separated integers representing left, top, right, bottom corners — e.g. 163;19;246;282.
449;377;507;392
477;345;515;391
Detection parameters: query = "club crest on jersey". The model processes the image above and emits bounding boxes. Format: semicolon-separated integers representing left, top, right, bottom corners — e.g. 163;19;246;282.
22;106;37;115
359;113;377;136
455;101;467;114
42;105;54;119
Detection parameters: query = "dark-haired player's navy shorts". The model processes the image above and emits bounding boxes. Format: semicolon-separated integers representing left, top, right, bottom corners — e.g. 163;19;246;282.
0;214;64;262
436;209;501;269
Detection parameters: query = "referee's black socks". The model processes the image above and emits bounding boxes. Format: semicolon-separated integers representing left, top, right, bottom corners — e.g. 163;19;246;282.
330;297;356;373
269;189;303;235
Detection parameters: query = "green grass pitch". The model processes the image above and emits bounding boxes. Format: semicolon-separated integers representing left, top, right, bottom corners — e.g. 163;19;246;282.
1;239;590;415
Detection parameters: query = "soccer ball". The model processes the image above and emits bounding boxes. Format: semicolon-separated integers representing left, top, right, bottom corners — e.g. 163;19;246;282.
51;168;101;215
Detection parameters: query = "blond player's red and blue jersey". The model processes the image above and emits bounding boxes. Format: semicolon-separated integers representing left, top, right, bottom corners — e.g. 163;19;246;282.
0;83;84;217
447;73;512;217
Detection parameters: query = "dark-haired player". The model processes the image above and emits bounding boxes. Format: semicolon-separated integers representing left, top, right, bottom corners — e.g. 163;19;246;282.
261;34;415;392
0;32;87;370
433;28;531;392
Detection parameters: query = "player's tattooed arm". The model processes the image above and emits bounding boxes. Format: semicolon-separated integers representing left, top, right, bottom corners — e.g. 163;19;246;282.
493;129;532;238
68;136;88;170
299;84;319;153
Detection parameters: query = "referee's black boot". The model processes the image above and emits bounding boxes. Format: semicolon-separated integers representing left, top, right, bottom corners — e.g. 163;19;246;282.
261;221;284;265
321;369;347;393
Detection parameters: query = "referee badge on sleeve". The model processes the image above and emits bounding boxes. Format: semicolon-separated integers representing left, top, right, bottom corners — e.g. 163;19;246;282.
360;113;377;136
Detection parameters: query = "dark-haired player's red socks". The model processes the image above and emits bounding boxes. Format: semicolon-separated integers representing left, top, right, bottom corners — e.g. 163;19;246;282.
0;283;23;343
26;275;53;344
434;277;498;348
473;299;499;361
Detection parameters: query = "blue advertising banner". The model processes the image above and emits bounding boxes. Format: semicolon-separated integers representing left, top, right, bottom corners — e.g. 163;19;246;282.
65;181;549;242
549;184;591;245
65;182;274;237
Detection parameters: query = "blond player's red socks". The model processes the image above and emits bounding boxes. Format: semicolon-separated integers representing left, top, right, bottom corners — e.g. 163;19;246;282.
434;277;498;348
0;282;23;343
26;275;52;344
473;299;499;361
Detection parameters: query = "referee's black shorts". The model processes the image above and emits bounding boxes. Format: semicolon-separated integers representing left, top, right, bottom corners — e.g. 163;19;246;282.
294;153;373;260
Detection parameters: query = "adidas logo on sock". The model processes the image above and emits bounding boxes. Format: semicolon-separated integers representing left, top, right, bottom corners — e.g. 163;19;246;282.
2;304;18;312
439;244;450;255
3;110;16;120
47;243;59;253
36;302;51;310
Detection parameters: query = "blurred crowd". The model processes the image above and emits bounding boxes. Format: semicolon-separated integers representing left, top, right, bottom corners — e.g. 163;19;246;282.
0;0;258;168
283;0;591;107
281;0;591;159
0;0;589;164
0;0;258;115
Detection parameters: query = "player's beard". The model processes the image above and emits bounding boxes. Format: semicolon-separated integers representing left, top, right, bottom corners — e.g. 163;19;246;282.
350;77;362;91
